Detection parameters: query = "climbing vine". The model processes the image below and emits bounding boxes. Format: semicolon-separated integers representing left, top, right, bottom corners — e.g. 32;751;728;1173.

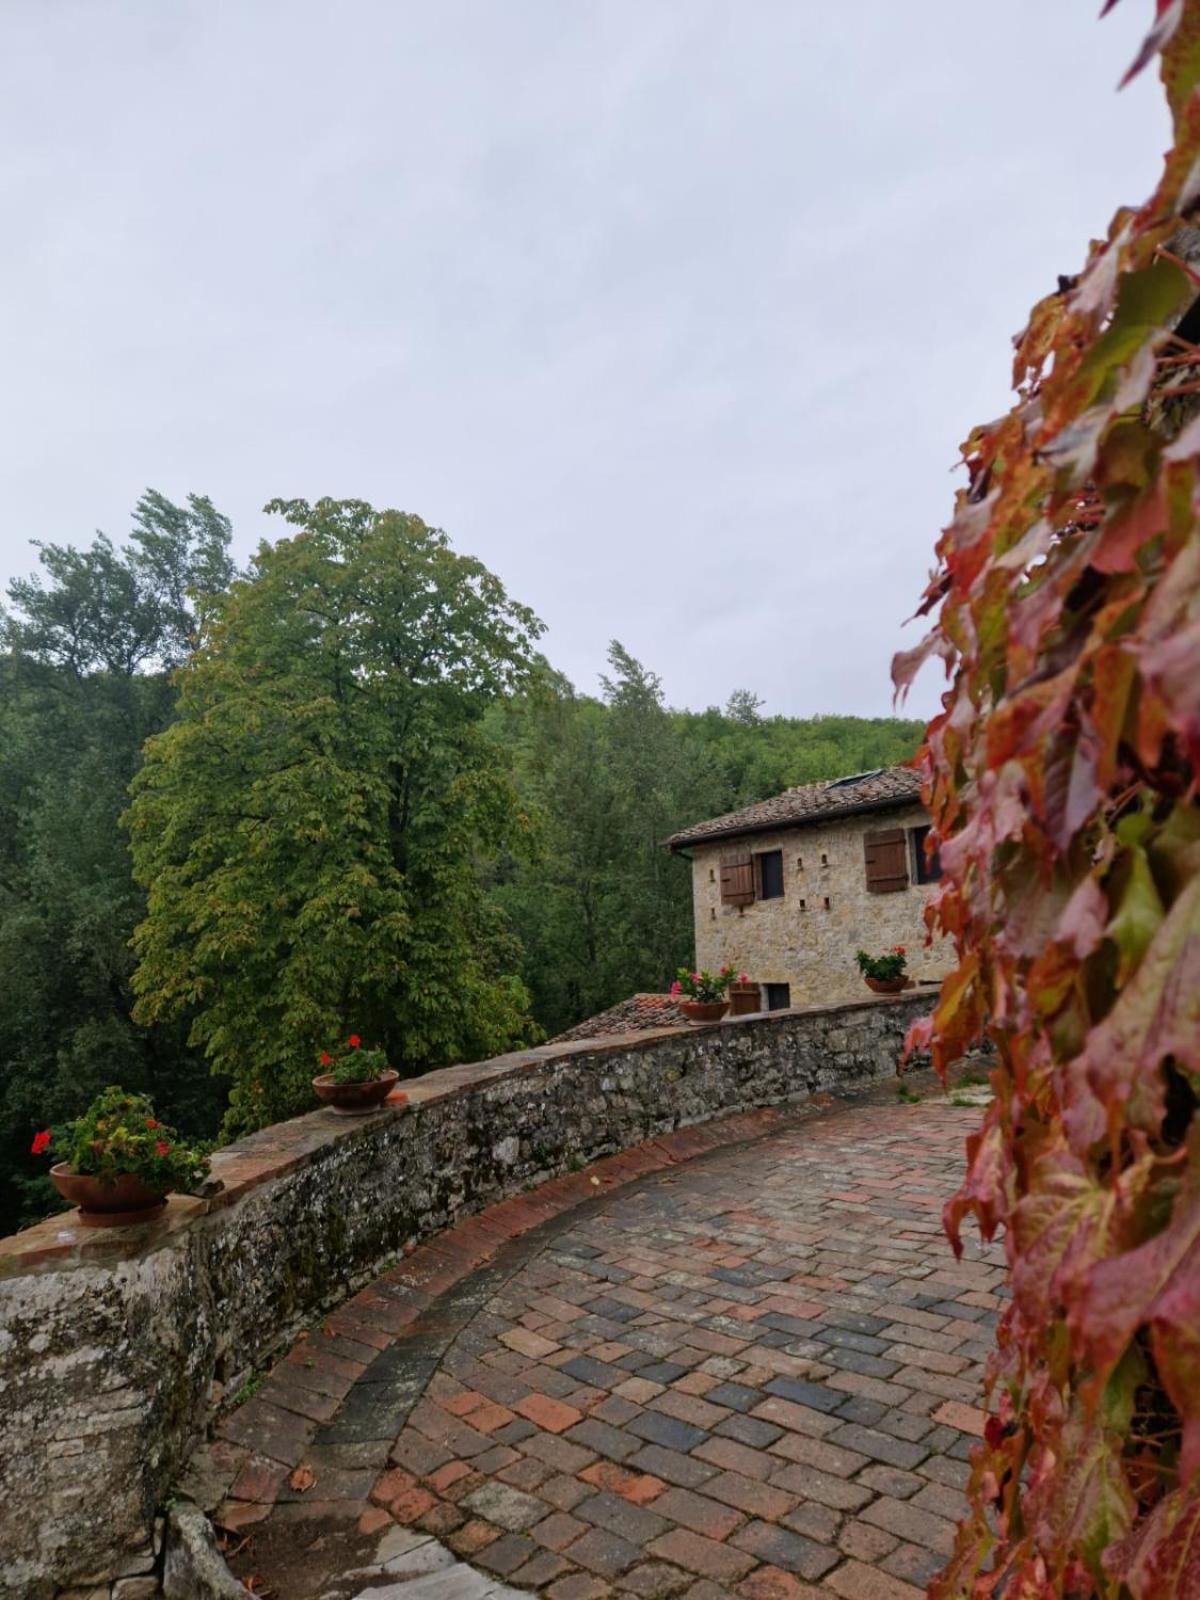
895;5;1200;1595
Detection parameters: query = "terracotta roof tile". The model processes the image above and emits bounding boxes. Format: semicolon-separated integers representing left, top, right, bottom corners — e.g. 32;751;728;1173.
551;993;688;1044
664;765;923;850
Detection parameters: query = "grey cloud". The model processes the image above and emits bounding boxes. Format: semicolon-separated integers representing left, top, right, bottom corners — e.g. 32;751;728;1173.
0;0;1170;720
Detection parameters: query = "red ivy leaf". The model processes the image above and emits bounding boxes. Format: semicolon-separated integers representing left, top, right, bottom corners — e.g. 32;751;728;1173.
1025;1379;1138;1581
1105;1475;1200;1597
944;1098;1010;1255
1073;1128;1200;1466
1062;873;1200;1151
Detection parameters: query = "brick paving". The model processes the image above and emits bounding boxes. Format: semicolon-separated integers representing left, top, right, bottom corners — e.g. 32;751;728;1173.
197;1078;1002;1599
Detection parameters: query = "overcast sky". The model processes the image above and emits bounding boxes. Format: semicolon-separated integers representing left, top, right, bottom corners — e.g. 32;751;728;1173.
0;1;1170;719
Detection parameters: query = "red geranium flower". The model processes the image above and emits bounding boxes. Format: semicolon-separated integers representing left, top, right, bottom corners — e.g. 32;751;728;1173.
145;1118;158;1129
155;1140;170;1156
319;1051;332;1066
31;1129;51;1156
348;1034;361;1048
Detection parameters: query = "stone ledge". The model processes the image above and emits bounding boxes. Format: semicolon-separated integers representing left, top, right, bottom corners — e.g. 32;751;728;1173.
0;992;925;1280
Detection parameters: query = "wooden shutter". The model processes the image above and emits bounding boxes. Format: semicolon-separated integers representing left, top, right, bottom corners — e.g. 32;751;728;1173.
719;848;755;906
864;828;909;893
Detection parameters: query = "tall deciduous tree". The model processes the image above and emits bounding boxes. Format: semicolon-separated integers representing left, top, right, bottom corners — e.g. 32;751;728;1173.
599;641;708;984
127;498;543;1133
0;492;236;1230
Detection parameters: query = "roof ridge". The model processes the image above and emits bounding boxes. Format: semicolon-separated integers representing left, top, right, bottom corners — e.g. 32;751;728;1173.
664;764;922;850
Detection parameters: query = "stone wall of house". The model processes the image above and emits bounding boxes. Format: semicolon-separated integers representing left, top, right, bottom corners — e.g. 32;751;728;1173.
690;805;952;1006
0;992;932;1599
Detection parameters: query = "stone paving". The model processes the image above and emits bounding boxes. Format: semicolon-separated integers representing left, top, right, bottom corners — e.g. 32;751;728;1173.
195;1076;1002;1600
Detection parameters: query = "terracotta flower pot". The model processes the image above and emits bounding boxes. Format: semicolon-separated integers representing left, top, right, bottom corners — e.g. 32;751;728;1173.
312;1068;399;1115
678;999;730;1024
864;975;909;995
49;1162;168;1228
727;983;761;1016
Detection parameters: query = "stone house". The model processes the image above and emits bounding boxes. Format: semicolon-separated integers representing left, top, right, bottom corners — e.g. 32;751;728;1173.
664;765;948;1010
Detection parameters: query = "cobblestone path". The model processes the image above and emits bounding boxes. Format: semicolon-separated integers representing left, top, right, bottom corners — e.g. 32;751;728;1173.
203;1082;1002;1600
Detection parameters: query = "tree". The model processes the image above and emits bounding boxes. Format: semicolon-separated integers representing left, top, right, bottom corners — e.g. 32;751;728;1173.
725;688;764;725
485;672;625;1031
896;9;1200;1595
3;491;234;676
599;642;706;985
0;491;235;1231
127;498;544;1133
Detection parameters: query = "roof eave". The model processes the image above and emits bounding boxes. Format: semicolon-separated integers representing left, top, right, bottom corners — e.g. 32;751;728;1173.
664;791;924;853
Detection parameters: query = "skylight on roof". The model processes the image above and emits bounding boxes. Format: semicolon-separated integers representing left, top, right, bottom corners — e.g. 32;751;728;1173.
825;768;884;790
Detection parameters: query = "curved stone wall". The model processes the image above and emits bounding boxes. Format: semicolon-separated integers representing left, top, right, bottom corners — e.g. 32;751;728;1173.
0;992;932;1598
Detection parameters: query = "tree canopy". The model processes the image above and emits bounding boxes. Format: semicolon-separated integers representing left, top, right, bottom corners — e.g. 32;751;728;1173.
127;497;546;1133
0;492;236;1228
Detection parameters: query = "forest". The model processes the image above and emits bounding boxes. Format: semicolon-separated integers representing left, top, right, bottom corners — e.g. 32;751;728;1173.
0;492;921;1229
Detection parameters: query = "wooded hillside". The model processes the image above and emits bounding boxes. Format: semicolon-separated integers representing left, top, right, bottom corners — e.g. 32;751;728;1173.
0;495;921;1228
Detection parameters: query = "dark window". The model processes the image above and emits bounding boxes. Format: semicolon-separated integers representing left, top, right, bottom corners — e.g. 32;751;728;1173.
764;982;791;1011
911;824;943;884
755;849;784;900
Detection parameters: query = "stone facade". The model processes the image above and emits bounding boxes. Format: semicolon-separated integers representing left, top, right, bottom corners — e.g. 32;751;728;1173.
690;804;951;1006
0;992;931;1599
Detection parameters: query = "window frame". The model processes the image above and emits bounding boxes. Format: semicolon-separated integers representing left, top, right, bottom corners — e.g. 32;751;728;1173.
754;848;785;901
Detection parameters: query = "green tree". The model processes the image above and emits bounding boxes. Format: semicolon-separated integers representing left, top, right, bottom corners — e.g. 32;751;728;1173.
486;670;629;1030
0;492;236;1230
599;642;710;984
724;688;763;725
490;644;718;1035
127;497;544;1133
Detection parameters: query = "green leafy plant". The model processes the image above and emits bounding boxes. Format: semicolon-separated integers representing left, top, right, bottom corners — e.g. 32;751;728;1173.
894;7;1200;1595
30;1087;210;1193
127;498;543;1134
317;1034;390;1085
854;946;907;982
671;966;736;1002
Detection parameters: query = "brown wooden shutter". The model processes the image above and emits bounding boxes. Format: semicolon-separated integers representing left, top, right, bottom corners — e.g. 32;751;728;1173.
719;848;755;907
863;828;909;893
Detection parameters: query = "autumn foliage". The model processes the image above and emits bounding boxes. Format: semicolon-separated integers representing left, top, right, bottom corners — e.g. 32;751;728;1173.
895;6;1200;1595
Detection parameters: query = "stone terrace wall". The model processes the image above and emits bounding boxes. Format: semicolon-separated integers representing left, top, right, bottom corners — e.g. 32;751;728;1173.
0;992;931;1598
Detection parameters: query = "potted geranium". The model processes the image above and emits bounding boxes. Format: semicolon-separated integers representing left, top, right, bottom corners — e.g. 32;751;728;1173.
727;973;760;1016
670;966;734;1023
32;1087;210;1228
312;1033;401;1115
855;946;910;995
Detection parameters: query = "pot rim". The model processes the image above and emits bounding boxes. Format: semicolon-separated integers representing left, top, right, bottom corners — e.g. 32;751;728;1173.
312;1067;399;1089
49;1159;165;1188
